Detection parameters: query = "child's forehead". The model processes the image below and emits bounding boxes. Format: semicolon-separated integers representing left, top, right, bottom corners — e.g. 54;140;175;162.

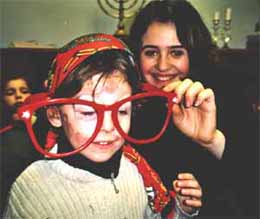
5;78;29;89
76;71;131;98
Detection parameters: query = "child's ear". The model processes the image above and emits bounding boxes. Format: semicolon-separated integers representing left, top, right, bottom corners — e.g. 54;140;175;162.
46;107;62;127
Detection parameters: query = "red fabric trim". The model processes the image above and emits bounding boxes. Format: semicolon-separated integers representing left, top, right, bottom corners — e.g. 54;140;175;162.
45;130;58;150
123;144;176;214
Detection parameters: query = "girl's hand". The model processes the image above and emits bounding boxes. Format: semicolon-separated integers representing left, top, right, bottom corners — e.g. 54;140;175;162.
163;78;225;159
173;173;202;214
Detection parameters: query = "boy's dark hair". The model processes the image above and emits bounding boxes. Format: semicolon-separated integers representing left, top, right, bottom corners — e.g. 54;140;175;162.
54;49;140;98
129;0;215;79
1;72;32;94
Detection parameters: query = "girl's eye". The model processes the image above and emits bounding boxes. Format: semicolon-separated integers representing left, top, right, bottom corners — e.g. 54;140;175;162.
143;50;158;57
170;49;185;57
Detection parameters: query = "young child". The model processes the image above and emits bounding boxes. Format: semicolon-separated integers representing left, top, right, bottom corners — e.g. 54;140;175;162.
0;73;41;215
3;33;202;219
1;73;32;127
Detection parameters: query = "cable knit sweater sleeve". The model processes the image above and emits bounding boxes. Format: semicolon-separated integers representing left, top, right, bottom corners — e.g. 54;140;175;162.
144;202;198;219
172;198;199;219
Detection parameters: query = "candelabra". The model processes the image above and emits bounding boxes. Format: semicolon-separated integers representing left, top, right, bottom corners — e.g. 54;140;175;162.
212;8;232;48
222;19;232;48
212;17;220;47
98;0;146;38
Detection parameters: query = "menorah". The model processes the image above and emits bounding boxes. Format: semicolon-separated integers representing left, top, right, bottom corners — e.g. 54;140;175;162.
97;0;146;38
212;8;232;48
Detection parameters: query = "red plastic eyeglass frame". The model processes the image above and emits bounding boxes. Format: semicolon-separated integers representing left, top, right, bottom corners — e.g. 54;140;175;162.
16;83;177;158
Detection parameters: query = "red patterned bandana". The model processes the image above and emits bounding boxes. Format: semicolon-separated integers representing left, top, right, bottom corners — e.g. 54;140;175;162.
47;33;132;95
123;144;176;216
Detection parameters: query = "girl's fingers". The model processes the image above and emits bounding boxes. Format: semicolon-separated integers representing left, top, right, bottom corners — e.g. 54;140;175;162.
185;81;204;107
163;79;193;103
195;88;215;107
162;80;182;92
163;79;214;109
174;79;193;103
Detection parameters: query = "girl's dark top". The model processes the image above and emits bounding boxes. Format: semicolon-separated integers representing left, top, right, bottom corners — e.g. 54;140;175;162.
130;102;242;216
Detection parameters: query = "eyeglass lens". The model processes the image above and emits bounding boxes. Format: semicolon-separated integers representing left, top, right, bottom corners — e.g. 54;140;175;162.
30;95;169;154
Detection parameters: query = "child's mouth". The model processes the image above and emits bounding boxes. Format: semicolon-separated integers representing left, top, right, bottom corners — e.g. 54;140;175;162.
93;140;115;148
97;141;111;145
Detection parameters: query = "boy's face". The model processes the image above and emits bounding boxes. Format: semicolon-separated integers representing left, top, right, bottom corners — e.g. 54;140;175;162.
57;71;132;162
3;78;31;108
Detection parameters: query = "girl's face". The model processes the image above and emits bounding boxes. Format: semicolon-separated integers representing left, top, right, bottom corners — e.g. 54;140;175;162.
140;21;190;89
3;78;31;108
58;71;132;163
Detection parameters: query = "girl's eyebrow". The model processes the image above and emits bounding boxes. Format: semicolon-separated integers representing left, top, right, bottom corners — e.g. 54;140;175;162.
141;45;185;50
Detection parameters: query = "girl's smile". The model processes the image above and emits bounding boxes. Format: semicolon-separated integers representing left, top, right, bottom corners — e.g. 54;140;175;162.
140;21;190;88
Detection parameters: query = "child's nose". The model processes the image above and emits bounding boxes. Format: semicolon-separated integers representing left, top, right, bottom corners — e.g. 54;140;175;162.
15;91;23;100
101;111;115;132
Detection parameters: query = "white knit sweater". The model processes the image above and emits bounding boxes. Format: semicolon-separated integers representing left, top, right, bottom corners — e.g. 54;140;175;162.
4;155;194;219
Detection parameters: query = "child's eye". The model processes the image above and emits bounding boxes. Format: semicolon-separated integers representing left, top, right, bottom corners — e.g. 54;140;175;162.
143;50;158;57
74;104;97;119
20;88;30;94
118;110;129;116
81;111;96;116
4;89;15;96
76;110;97;121
118;104;131;116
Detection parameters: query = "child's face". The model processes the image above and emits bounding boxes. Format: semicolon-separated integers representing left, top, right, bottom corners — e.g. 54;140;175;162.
58;71;132;162
3;78;31;108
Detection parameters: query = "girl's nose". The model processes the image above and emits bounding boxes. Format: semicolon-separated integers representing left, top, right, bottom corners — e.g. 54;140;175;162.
156;54;171;72
101;111;115;132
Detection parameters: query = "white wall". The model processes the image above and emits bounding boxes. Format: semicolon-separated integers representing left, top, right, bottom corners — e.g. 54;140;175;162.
0;0;259;48
0;0;118;47
189;0;260;48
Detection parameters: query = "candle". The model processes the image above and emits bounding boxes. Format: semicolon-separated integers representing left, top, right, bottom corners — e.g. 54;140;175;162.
214;11;220;20
225;8;232;20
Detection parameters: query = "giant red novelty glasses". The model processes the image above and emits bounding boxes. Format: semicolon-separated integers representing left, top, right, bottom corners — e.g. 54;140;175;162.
17;84;176;158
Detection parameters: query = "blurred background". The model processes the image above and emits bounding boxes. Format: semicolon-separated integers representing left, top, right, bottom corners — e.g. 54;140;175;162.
0;0;259;48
